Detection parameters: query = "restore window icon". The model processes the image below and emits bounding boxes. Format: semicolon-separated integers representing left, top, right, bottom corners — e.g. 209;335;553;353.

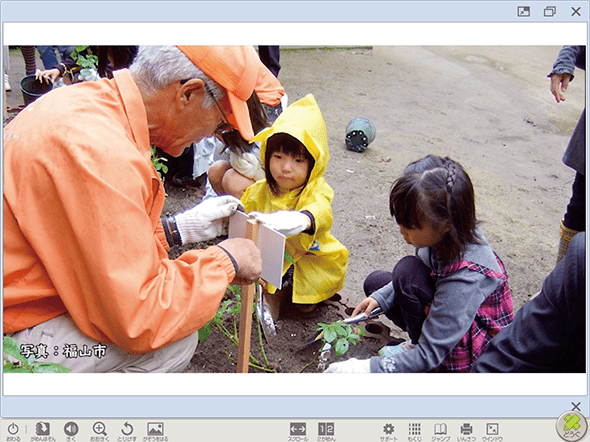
518;6;530;16
544;6;556;16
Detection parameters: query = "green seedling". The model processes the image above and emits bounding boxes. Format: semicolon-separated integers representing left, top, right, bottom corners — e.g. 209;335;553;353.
71;45;99;79
315;321;365;356
198;284;275;372
3;336;70;373
151;145;168;183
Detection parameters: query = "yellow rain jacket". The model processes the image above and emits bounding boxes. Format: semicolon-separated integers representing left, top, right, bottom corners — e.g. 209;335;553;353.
241;94;348;304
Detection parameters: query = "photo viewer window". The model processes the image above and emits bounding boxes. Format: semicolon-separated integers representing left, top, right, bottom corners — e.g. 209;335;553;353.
1;1;588;441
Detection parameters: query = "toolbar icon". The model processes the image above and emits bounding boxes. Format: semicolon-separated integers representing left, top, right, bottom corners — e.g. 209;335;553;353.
64;421;79;436
383;423;395;435
544;6;556;16
7;423;19;435
93;421;107;436
487;423;499;435
557;410;588;441
517;6;530;17
434;423;447;435
460;423;473;435
409;423;421;436
121;421;134;436
318;422;335;436
290;422;306;436
147;422;164;436
36;422;50;436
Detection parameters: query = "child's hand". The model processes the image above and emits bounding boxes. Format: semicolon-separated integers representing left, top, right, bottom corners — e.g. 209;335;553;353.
351;296;380;318
248;211;311;236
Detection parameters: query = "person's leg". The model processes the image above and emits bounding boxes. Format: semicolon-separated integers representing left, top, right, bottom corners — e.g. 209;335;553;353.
36;46;59;70
20;46;37;75
8;314;199;373
390;256;436;344
258;46;280;78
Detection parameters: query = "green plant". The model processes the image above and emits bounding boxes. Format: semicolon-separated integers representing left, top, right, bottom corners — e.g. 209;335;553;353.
315;321;365;356
198;283;276;372
3;336;70;373
151;145;168;183
70;45;99;78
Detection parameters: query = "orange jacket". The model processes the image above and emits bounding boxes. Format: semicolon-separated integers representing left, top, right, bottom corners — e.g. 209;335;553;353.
3;70;235;354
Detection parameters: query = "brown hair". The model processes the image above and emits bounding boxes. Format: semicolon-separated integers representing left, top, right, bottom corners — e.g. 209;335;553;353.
264;133;315;197
389;155;481;264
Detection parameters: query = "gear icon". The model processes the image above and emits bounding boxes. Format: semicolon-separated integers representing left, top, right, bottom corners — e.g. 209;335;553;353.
383;423;395;435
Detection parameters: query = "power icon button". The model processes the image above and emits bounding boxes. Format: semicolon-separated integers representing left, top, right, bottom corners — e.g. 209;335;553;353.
8;423;19;435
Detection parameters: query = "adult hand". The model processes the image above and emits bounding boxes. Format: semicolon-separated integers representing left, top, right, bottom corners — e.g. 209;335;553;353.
248;210;311;237
217;237;262;285
351;296;380;318
35;68;60;84
324;358;371;373
550;73;571;103
175;195;244;244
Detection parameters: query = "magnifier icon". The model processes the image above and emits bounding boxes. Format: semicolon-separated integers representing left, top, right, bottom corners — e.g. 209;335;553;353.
93;421;107;436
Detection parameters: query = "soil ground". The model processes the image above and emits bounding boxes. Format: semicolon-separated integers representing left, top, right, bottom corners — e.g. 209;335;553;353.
4;46;585;373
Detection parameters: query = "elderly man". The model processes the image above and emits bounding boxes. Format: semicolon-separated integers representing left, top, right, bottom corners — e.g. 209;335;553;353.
3;46;263;372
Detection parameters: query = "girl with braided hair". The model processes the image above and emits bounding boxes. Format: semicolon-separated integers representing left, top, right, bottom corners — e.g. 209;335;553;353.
325;155;514;373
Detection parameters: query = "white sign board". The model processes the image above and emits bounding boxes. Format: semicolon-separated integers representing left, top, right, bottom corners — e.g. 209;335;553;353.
228;210;286;289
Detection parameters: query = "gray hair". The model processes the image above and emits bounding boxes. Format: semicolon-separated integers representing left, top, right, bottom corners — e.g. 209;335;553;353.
128;45;223;109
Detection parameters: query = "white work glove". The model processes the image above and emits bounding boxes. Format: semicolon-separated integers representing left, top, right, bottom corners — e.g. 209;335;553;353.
324;358;371;373
248;211;311;237
175;195;244;244
229;151;265;181
78;68;100;82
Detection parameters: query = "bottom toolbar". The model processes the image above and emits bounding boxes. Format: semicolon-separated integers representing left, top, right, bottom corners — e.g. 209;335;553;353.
2;414;588;442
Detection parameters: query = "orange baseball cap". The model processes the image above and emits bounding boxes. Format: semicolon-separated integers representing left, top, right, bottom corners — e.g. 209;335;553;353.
177;45;260;141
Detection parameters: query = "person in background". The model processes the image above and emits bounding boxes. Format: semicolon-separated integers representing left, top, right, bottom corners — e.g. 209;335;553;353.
549;45;586;264
4;45;263;373
471;232;585;372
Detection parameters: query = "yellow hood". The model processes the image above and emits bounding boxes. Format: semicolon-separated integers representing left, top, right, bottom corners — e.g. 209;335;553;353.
253;93;329;182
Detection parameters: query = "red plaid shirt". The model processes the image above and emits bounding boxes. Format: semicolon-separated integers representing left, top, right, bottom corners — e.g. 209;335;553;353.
428;253;514;372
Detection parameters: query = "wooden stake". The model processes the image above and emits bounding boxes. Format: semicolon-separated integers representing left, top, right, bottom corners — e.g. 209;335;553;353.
237;219;259;373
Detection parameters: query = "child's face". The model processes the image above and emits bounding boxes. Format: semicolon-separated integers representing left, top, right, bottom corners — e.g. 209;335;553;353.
269;151;311;194
398;222;448;249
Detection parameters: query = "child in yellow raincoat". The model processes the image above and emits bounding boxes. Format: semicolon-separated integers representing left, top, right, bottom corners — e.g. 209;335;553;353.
242;94;348;319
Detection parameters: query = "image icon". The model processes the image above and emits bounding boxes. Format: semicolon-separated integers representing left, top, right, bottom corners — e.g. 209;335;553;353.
147;422;164;436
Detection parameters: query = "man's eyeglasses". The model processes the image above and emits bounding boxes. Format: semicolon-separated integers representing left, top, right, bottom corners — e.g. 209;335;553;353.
204;83;233;138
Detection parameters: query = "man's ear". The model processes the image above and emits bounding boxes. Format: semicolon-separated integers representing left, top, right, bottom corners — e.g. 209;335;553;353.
178;78;205;107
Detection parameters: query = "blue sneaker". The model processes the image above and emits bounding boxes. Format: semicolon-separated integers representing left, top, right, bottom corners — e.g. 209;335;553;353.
378;341;416;357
